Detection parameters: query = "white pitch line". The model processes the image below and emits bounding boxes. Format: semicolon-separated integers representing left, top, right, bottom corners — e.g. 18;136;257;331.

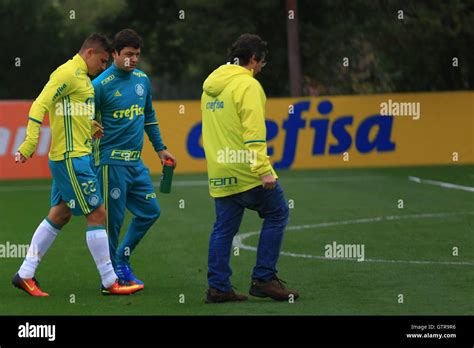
0;176;388;192
408;176;474;192
233;212;474;266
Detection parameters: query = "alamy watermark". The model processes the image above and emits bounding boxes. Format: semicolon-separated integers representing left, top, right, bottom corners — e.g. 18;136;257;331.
380;99;421;120
54;101;95;118
18;322;55;341
324;241;365;262
0;241;37;258
217;147;257;165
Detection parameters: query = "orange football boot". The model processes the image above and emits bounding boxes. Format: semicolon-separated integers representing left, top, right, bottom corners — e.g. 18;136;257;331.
12;273;49;297
101;279;144;295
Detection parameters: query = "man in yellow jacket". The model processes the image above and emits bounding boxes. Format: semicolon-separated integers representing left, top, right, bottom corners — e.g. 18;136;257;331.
201;34;299;303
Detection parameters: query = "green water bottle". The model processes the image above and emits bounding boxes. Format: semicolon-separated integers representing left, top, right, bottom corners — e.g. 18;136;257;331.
160;159;174;193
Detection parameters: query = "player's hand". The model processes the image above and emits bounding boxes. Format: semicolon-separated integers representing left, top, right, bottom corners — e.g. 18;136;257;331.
261;174;276;190
158;150;177;168
15;151;28;163
92;121;104;139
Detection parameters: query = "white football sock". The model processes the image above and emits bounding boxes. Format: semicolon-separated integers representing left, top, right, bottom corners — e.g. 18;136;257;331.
86;227;117;288
18;218;60;279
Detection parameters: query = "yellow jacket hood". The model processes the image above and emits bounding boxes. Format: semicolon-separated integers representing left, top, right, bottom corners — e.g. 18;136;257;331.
203;64;253;97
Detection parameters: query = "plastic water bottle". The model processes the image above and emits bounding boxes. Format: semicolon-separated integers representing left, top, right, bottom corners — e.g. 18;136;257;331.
159;159;174;193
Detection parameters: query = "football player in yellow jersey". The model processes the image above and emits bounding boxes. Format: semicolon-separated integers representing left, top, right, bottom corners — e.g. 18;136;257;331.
12;33;143;296
201;34;299;303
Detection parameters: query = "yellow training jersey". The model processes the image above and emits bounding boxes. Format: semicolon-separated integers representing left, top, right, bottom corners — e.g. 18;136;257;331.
201;64;277;198
18;54;95;161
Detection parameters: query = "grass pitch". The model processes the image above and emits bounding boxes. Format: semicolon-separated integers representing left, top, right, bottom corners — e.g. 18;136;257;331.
0;165;472;315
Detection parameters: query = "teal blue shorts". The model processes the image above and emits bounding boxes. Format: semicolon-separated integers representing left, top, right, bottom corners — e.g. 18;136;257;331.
49;155;103;216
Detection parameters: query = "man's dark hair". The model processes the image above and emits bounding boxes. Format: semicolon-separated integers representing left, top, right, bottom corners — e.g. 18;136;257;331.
228;33;268;66
113;29;144;54
80;33;112;54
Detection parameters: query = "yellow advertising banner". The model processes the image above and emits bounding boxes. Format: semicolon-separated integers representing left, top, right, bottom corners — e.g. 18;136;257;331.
143;92;473;174
1;92;471;179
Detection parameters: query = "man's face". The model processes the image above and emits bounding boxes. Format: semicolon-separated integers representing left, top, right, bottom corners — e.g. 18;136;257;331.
85;49;109;77
113;47;141;72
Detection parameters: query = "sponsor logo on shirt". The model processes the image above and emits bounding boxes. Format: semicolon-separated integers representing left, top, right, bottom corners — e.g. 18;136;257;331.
209;177;238;187
110;149;141;161
51;84;67;103
101;74;115;85
133;71;147;78
112;104;144;120
206;99;224;112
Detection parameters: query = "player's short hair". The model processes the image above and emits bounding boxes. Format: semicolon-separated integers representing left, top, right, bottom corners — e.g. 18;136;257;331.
80;33;112;54
228;33;268;66
113;29;144;54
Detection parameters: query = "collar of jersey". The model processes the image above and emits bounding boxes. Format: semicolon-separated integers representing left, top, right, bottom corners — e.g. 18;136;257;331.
110;63;134;78
72;54;88;74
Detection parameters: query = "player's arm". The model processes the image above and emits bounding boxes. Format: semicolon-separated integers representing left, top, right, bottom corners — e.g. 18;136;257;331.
16;70;74;161
237;81;275;189
143;77;176;167
91;79;104;138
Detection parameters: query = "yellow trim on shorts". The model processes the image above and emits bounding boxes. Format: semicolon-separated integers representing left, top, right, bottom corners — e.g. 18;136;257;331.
65;158;90;215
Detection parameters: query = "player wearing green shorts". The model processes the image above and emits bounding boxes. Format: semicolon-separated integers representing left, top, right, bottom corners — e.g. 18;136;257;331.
12;33;143;296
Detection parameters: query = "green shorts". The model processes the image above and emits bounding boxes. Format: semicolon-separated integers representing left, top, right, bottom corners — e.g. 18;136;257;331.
49;155;103;216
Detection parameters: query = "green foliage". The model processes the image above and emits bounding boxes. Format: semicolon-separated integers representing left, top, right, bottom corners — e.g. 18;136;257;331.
1;0;472;99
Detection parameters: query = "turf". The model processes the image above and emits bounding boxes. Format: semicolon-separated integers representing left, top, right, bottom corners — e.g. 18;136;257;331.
0;165;472;315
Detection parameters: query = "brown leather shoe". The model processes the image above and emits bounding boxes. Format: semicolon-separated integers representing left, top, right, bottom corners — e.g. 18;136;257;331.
249;276;299;301
205;287;248;303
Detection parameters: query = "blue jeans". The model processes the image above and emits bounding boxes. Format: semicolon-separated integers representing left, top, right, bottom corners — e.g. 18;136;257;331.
208;181;289;292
